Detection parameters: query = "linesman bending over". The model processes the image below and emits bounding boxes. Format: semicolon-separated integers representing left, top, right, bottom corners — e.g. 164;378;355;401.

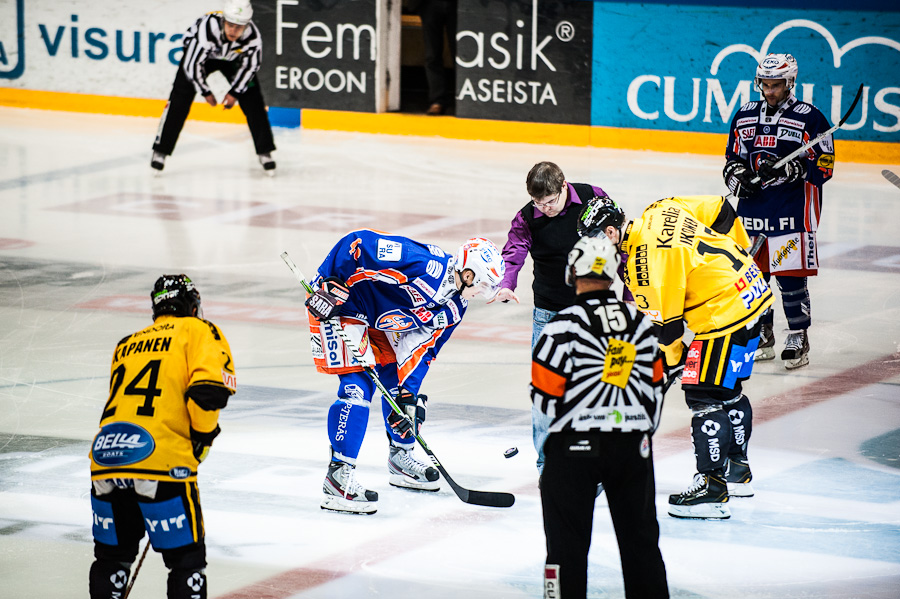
532;235;669;599
151;0;276;174
89;275;236;599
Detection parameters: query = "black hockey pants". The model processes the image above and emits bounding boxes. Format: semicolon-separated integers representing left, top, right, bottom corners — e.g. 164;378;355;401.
153;58;275;157
541;431;669;599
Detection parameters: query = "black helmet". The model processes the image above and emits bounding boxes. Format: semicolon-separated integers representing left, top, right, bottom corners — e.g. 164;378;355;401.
578;195;625;238
151;274;201;319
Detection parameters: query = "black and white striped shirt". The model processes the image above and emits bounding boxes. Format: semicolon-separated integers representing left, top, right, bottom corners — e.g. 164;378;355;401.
531;290;664;434
182;12;263;96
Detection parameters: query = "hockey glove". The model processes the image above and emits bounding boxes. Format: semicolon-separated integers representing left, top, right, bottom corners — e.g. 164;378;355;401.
388;388;428;439
305;277;350;321
191;425;221;463
757;156;806;186
723;161;760;198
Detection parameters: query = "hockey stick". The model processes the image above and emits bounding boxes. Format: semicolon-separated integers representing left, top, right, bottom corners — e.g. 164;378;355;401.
749;83;864;184
123;539;150;599
883;169;900;190
280;251;515;508
747;233;767;259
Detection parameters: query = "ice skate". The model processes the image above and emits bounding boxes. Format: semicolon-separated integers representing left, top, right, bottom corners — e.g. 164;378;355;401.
724;458;754;498
781;329;809;370
150;151;166;172
321;460;378;514
258;153;276;176
755;322;775;361
388;445;440;491
668;473;731;519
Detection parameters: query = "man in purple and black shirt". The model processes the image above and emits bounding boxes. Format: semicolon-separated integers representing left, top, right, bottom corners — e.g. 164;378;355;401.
489;161;629;473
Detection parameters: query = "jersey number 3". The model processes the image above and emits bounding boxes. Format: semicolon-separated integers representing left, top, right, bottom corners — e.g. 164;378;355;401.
102;360;163;420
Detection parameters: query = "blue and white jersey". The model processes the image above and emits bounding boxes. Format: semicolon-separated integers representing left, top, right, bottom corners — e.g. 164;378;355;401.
725;96;834;237
312;229;467;334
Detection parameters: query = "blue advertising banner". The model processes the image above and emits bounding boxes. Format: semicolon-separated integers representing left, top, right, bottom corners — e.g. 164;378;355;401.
591;5;900;142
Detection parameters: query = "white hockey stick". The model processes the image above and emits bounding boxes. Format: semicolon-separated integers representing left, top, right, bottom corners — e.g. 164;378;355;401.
727;83;864;201
883;169;900;191
748;83;863;184
280;251;515;508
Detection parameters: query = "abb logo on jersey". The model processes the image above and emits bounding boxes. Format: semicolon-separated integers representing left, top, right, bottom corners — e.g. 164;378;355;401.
755;135;776;147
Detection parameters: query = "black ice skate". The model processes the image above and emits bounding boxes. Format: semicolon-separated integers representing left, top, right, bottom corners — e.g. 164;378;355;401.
755;322;775;361
150;151;166;172
781;329;809;370
321;460;378;514
725;458;754;498
388;445;440;491
258;153;276;176
668;473;731;519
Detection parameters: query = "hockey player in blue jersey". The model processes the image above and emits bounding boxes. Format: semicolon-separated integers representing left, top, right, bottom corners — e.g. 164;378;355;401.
724;53;834;370
303;230;505;514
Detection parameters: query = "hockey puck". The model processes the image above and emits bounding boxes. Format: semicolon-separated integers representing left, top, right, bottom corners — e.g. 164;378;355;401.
504;447;519;459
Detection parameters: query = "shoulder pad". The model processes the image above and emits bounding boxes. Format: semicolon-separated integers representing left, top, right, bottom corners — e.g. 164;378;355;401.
740;101;760;111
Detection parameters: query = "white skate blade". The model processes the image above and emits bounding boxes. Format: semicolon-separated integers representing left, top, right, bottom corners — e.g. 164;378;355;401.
755;346;775;361
668;502;731;519
321;494;377;514
784;353;809;370
389;474;440;492
264;169;275;178
726;482;755;498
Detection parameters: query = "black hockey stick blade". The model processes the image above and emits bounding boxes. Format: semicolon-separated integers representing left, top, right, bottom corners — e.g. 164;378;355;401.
838;84;864;127
429;456;516;507
882;169;900;190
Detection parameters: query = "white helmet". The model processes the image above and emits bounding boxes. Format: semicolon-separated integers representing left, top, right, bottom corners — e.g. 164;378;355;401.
755;53;798;91
223;0;253;25
454;238;505;300
566;234;619;286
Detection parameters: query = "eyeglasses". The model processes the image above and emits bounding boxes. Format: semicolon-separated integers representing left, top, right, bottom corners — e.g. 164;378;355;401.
532;192;561;208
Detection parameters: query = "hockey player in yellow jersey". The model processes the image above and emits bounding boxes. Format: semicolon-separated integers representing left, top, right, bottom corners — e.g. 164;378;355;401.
89;274;235;599
579;195;773;519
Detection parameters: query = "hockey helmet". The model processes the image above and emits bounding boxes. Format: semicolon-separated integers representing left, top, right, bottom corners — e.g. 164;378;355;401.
577;194;626;238
566;234;619;286
151;274;202;319
454;238;505;300
223;0;253;25
755;53;798;91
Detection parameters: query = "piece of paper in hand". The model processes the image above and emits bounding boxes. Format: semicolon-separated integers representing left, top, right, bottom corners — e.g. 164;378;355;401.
205;71;232;105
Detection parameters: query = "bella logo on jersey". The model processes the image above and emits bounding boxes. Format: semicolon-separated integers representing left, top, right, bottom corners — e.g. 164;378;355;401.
375;310;417;331
601;339;636;388
376;239;402;261
92;422;155;466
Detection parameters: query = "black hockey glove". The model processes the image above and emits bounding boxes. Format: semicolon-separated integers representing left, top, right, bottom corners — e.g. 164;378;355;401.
757;156;806;186
723;161;760;198
388;387;428;439
190;425;221;463
305;277;350;321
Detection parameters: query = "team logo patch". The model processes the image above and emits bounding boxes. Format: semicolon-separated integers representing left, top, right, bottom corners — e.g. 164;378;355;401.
92;422;155;466
601;339;636;389
376;239;402;261
375;310;418;331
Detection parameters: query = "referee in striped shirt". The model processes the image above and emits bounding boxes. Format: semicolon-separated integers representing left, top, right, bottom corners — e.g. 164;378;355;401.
532;234;669;599
152;0;276;174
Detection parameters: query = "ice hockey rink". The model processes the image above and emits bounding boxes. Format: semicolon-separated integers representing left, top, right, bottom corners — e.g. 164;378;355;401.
1;106;898;598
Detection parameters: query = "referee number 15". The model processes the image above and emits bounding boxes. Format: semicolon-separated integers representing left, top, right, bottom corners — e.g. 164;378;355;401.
593;304;628;333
